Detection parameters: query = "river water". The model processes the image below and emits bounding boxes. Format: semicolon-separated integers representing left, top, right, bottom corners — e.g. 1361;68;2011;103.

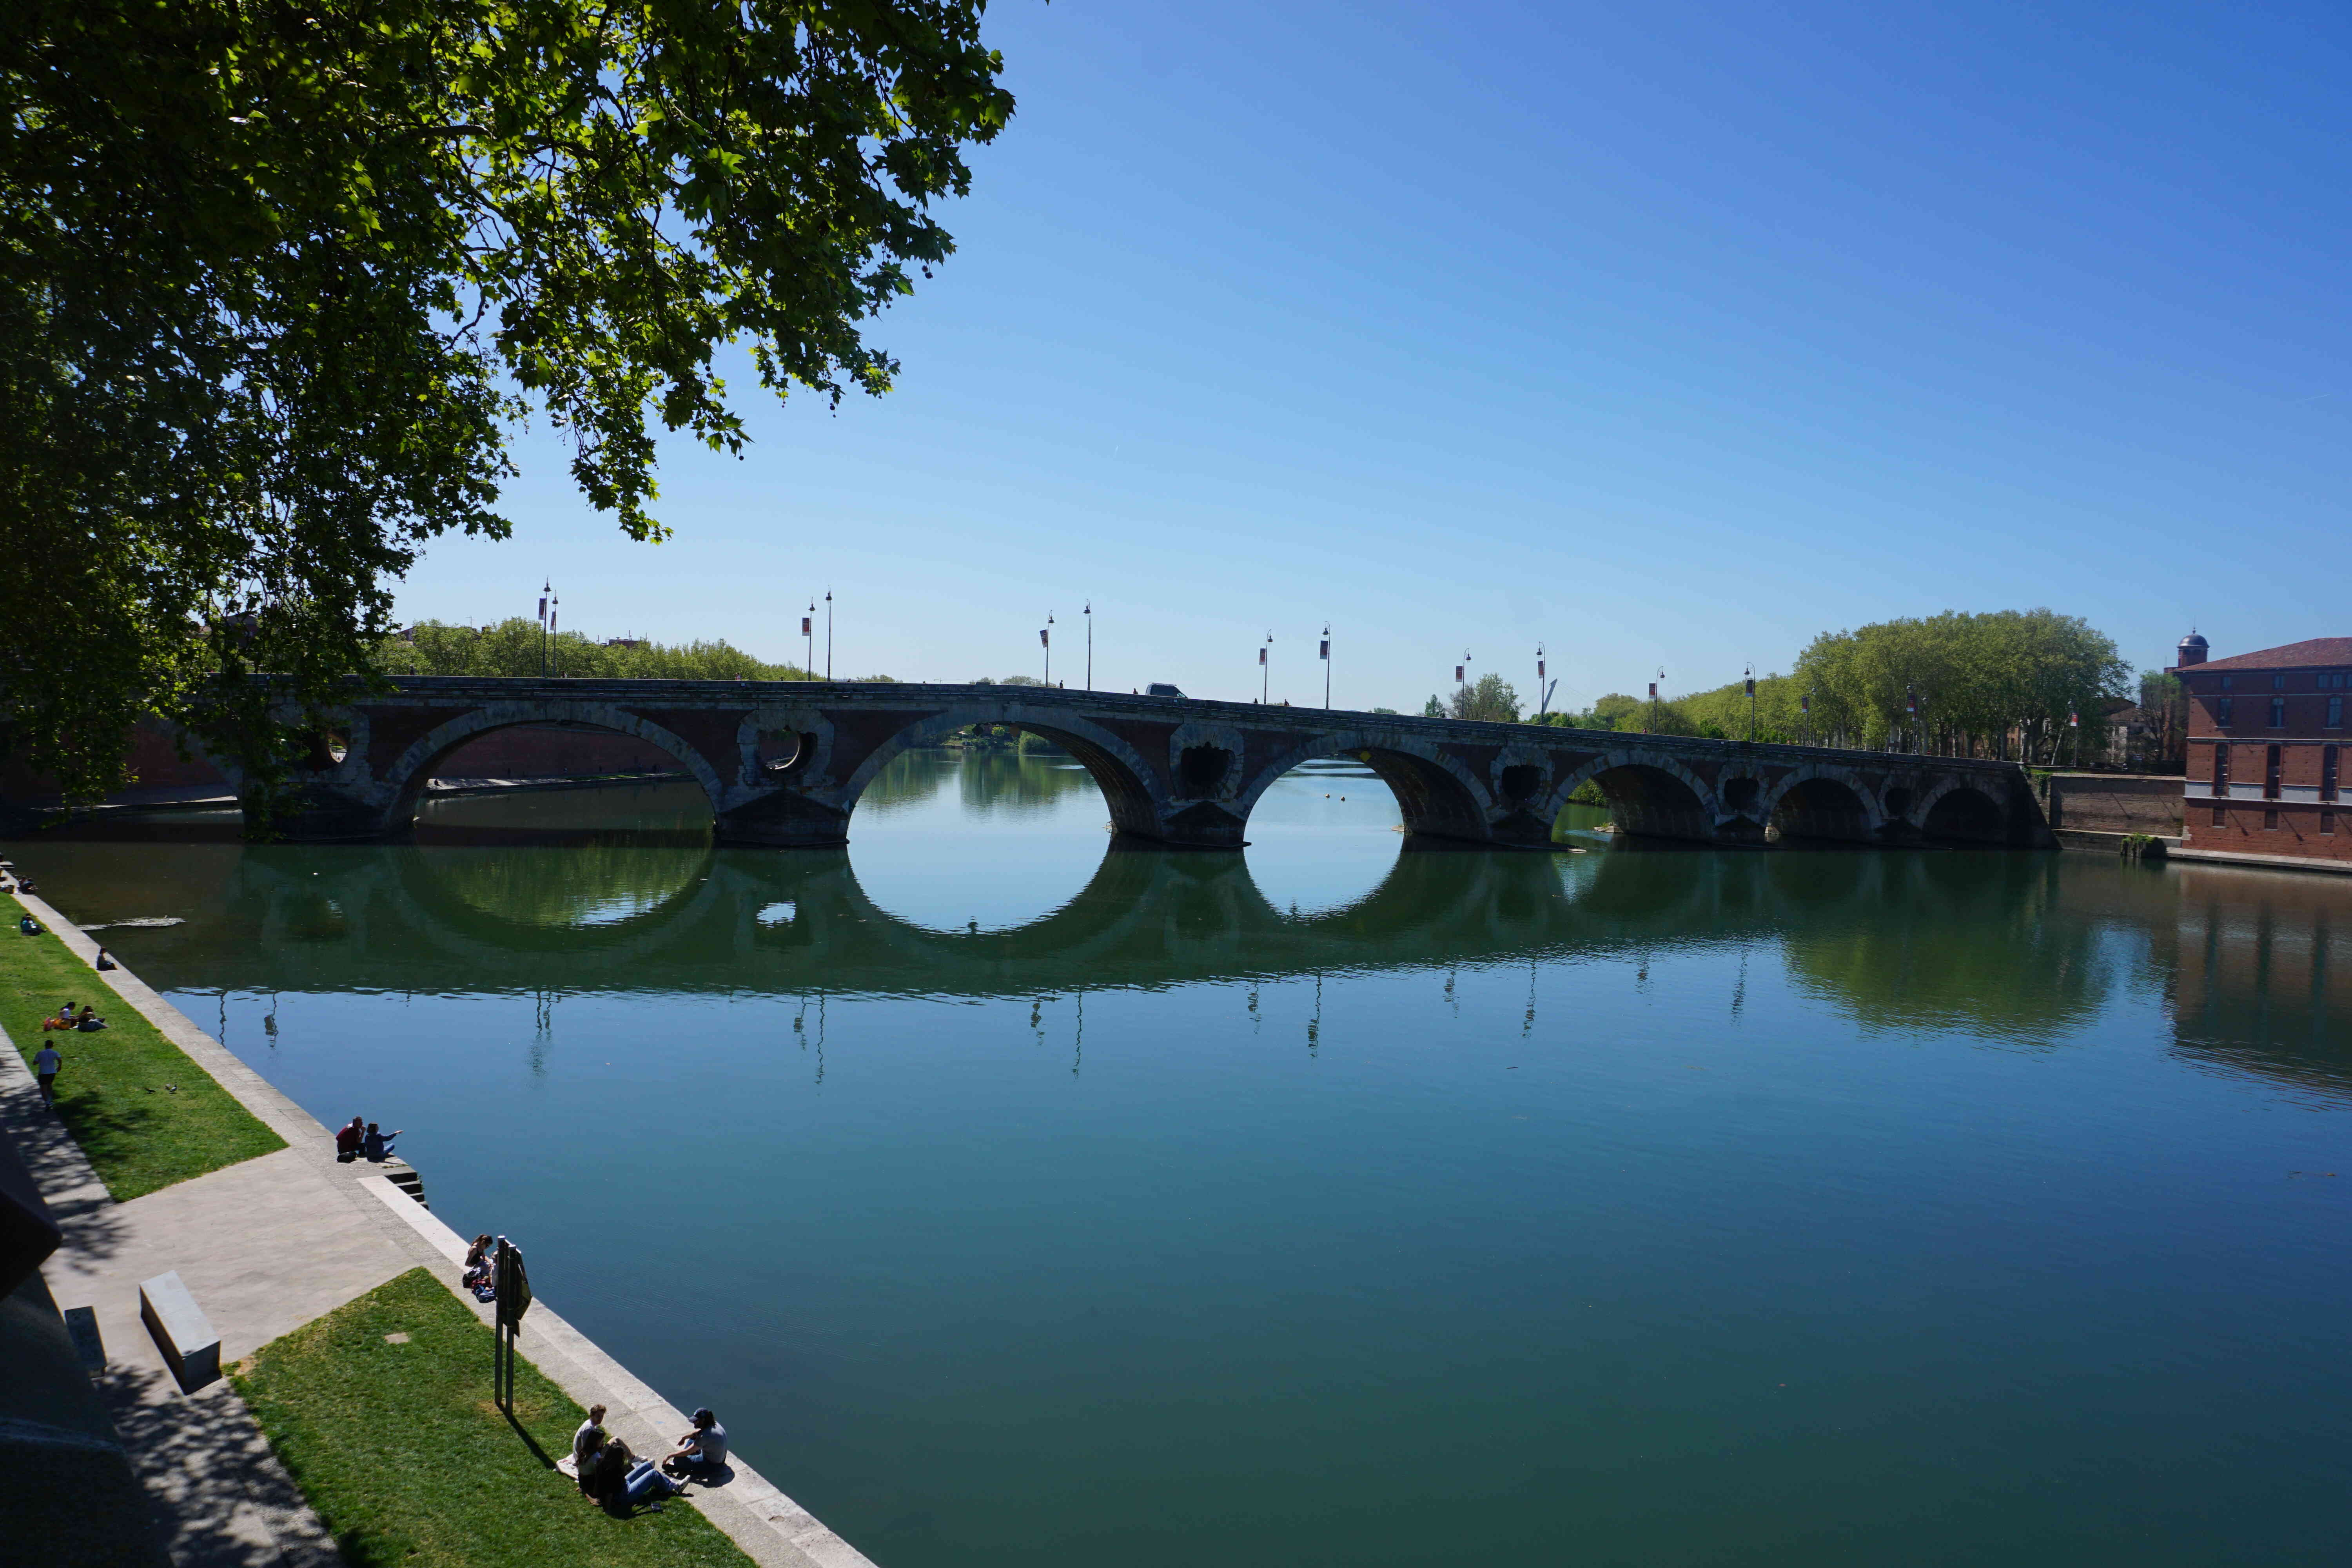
15;747;2352;1565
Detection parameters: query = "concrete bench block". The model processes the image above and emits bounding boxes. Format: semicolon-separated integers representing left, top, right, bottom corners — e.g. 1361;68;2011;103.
140;1270;221;1392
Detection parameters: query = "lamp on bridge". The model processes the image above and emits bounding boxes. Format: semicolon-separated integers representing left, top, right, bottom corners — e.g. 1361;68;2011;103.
1042;614;1054;686
1260;631;1273;704
1321;624;1331;710
802;604;815;680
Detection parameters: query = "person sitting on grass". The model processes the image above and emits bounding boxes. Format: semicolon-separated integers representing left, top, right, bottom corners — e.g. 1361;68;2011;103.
661;1408;728;1483
590;1436;636;1513
572;1404;609;1497
18;915;40;935
361;1122;399;1161
335;1117;366;1162
75;1008;106;1032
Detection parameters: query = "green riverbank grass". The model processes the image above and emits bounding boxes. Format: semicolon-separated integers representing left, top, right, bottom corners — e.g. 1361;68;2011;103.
234;1269;753;1568
1;917;282;1199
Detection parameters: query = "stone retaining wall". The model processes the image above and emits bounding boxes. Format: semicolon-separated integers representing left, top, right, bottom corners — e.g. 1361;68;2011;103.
2042;773;2183;835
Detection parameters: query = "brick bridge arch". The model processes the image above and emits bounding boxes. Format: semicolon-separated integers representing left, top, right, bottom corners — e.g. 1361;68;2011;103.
379;702;732;831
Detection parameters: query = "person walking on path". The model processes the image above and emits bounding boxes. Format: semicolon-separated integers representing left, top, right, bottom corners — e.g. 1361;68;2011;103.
33;1042;61;1107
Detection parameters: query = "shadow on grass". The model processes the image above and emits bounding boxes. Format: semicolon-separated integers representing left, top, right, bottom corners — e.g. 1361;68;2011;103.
235;1269;751;1568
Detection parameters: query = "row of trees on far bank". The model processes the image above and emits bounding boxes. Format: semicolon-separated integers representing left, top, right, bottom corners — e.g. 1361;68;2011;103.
1504;609;2135;763
374;619;844;682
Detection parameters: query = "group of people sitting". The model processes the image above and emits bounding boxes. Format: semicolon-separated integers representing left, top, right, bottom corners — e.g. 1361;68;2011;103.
570;1404;730;1513
44;1001;107;1033
332;1116;399;1163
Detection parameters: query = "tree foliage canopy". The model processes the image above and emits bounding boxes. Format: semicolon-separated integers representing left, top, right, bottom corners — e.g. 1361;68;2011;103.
1;0;1011;799
1446;672;1522;724
374;618;815;681
1541;609;2130;760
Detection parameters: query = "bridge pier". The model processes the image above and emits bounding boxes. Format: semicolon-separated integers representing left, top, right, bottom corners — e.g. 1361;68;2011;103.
714;792;852;849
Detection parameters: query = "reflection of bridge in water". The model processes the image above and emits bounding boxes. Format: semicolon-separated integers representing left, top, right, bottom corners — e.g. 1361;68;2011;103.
85;837;2352;1097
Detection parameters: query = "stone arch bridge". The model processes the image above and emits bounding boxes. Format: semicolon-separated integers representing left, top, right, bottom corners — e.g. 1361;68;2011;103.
235;677;2050;850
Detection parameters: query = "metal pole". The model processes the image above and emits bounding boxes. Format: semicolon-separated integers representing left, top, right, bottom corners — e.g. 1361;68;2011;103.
1535;644;1547;722
1084;602;1092;691
805;602;815;680
824;590;833;681
1043;614;1053;685
1745;663;1755;742
1261;632;1272;703
1322;624;1332;709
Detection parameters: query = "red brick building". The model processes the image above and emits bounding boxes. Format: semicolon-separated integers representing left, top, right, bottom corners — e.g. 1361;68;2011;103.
2171;632;2352;865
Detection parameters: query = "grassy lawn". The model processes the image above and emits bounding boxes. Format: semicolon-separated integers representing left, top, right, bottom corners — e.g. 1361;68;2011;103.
234;1269;753;1568
1;915;284;1199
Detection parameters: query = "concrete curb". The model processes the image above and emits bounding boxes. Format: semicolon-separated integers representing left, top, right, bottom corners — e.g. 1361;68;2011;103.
2165;845;2352;876
8;882;878;1568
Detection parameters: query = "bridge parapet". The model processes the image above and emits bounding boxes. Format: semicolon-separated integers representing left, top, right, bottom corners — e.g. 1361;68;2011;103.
212;677;2047;850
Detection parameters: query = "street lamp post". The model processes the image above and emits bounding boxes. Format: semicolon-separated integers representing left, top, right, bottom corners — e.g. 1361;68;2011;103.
548;590;559;677
1260;631;1273;703
802;603;815;680
1042;613;1054;685
1744;663;1756;741
1536;643;1548;722
538;581;550;677
824;590;833;681
1320;624;1331;709
1083;602;1093;691
1650;668;1665;733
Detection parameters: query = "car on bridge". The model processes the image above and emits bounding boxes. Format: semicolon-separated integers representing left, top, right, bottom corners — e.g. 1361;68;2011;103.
1145;682;1187;698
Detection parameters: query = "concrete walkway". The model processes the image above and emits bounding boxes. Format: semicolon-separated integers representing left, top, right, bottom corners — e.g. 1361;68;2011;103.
8;886;877;1568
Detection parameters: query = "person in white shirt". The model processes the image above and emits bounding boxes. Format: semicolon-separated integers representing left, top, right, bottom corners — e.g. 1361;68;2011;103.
572;1404;609;1496
34;1043;61;1106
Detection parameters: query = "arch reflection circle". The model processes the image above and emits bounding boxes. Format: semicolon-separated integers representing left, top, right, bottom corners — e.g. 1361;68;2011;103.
848;739;1120;934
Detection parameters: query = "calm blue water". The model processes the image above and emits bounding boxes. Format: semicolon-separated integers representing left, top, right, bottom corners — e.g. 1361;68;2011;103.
18;749;2352;1565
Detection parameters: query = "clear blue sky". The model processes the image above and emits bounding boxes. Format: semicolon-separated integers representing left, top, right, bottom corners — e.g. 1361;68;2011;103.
396;1;2352;712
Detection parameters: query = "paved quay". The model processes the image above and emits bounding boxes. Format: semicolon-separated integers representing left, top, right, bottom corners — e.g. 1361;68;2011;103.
7;886;876;1568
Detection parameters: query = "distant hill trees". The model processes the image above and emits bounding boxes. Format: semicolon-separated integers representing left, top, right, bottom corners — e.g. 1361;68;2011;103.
373;619;849;681
1537;610;2128;761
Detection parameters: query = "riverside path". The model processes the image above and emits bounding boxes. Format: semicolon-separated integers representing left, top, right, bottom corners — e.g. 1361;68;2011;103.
187;677;2048;851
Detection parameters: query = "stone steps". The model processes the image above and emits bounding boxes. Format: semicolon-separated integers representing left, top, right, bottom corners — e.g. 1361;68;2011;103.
378;1159;428;1210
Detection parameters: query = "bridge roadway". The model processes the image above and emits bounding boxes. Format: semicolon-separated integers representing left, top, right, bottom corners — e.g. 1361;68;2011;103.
234;676;2049;849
